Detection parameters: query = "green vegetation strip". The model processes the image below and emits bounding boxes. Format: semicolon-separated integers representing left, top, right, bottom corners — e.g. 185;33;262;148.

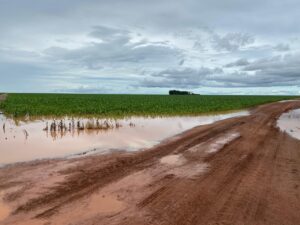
0;93;297;118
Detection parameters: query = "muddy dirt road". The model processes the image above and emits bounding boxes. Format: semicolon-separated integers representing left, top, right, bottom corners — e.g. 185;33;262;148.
0;101;300;225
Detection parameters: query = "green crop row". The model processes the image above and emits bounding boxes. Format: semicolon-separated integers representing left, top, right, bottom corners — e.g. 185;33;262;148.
0;93;297;118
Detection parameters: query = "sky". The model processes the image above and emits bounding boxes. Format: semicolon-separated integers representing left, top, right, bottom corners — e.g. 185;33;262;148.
0;0;300;95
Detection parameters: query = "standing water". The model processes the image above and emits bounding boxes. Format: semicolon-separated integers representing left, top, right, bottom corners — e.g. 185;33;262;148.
277;108;300;140
0;111;249;165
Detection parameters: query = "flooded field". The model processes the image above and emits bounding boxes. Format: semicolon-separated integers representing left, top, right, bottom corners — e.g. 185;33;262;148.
0;111;249;165
277;108;300;140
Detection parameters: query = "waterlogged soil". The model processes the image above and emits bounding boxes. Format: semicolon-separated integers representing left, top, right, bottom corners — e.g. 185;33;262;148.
0;111;248;165
0;100;300;225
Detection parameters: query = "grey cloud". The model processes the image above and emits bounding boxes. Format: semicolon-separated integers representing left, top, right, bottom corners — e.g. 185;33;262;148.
193;41;204;51
141;67;300;89
1;1;300;40
242;55;296;72
141;67;223;88
178;59;185;66
242;54;300;81
141;53;300;89
225;58;250;67
88;25;130;42
273;43;290;52
44;26;182;70
227;54;300;87
211;33;255;51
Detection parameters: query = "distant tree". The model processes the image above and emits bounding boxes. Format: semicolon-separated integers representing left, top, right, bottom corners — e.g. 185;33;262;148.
169;90;196;95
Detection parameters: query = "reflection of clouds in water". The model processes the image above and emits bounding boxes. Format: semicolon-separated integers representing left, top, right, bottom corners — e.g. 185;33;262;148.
277;109;300;141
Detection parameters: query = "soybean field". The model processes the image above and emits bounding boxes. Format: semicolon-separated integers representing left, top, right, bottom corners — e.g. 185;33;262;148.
0;93;297;118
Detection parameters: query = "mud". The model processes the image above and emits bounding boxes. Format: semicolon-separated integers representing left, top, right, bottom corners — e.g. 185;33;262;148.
0;100;300;225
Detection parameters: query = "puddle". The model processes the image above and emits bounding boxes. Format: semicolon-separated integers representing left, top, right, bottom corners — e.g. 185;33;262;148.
0;111;249;165
188;132;240;154
207;132;240;153
0;192;10;222
160;154;186;166
170;163;209;178
277;108;300;140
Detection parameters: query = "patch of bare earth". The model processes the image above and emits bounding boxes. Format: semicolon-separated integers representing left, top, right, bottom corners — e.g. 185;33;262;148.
1;100;300;225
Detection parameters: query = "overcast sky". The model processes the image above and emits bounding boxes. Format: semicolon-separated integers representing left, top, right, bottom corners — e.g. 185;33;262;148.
1;0;300;95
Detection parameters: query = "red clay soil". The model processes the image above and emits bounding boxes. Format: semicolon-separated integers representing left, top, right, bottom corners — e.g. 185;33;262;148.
0;101;300;225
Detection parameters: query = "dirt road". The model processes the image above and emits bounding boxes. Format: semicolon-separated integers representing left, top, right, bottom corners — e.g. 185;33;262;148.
0;100;300;225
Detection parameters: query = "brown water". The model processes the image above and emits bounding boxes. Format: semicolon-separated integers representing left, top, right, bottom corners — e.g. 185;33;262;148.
0;111;249;165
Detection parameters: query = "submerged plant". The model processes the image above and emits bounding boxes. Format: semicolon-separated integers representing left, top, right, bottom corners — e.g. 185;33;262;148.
43;118;126;133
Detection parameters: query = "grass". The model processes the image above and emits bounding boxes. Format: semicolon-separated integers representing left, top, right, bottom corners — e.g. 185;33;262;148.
0;93;297;118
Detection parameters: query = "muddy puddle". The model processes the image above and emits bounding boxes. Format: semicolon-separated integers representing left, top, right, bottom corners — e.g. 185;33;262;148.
0;111;249;165
160;154;186;166
277;108;300;140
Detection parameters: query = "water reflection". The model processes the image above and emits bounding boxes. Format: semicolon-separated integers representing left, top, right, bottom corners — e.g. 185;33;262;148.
0;111;249;165
45;123;123;141
277;109;300;141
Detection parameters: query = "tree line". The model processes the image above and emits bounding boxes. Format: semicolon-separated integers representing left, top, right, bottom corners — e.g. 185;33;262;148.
169;90;196;95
